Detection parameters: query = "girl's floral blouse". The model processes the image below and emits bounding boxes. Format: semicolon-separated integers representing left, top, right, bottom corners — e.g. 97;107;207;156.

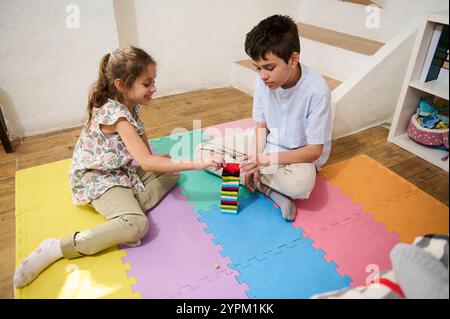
70;99;146;205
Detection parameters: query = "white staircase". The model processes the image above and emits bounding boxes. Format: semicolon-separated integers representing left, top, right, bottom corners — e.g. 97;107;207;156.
230;0;419;139
298;22;383;82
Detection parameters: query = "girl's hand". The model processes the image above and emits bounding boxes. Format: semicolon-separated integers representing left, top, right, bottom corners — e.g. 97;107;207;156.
194;154;225;170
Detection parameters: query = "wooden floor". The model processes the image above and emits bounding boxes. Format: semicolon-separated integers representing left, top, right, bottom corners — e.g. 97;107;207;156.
0;87;448;298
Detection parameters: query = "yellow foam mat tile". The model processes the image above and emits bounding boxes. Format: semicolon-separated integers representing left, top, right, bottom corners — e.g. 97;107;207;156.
15;159;73;214
321;155;449;243
15;161;140;299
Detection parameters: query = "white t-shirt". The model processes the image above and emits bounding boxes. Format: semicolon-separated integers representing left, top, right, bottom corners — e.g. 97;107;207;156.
252;63;332;169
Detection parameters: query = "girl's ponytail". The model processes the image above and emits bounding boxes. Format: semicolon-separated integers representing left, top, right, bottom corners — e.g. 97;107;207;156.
87;53;111;122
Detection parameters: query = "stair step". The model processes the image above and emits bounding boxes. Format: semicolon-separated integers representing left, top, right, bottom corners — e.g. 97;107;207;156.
341;0;381;7
235;59;342;91
297;22;384;55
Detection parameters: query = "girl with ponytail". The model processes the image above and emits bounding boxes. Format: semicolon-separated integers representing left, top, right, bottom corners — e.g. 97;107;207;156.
13;46;224;289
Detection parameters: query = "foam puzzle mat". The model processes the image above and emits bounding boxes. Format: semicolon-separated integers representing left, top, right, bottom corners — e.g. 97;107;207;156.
15;118;449;298
15;161;140;299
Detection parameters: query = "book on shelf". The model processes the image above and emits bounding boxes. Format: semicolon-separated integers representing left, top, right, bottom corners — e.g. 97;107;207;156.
437;49;449;85
420;24;444;82
424;24;449;82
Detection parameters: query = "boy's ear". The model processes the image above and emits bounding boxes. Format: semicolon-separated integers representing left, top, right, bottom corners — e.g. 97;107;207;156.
289;52;300;67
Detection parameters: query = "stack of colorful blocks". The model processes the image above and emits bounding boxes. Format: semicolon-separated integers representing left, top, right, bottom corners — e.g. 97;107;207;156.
220;163;240;214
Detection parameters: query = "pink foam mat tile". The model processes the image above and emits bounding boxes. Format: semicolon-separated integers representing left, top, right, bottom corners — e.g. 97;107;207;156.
293;175;365;235
204;118;256;139
304;213;400;287
292;176;400;286
121;189;246;298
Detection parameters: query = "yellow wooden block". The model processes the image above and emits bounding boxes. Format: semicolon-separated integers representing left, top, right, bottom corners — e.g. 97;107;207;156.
221;190;238;197
222;176;240;181
220;204;238;210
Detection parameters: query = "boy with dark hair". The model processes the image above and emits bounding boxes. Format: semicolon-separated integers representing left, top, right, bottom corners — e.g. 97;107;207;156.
198;15;332;221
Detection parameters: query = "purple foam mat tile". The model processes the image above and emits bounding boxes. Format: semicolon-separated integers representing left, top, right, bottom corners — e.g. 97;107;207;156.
174;270;250;299
159;292;175;299
146;187;196;225
121;191;244;299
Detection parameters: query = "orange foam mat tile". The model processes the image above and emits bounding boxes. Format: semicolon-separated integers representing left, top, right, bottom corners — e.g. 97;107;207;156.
321;155;415;210
364;189;449;243
321;155;448;243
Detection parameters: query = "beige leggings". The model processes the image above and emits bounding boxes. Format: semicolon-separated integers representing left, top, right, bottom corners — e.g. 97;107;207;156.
60;168;179;259
196;132;317;199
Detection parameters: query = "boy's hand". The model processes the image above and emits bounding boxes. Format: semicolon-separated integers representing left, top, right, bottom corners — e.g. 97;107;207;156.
239;153;270;173
239;154;269;192
244;171;256;192
245;169;261;193
253;170;269;194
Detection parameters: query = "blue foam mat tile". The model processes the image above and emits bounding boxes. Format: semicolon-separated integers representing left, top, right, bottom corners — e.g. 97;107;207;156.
197;192;305;268
234;242;352;299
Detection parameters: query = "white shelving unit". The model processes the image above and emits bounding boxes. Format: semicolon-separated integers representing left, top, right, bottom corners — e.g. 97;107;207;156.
388;10;449;172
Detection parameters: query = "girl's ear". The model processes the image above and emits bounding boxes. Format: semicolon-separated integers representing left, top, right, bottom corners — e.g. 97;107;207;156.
114;79;125;93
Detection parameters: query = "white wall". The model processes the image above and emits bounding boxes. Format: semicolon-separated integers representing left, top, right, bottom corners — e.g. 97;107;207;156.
0;0;118;138
131;0;299;97
1;0;300;137
113;0;139;47
298;0;448;43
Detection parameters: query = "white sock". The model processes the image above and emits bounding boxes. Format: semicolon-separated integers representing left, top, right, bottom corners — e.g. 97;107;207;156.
266;188;297;221
14;238;63;289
